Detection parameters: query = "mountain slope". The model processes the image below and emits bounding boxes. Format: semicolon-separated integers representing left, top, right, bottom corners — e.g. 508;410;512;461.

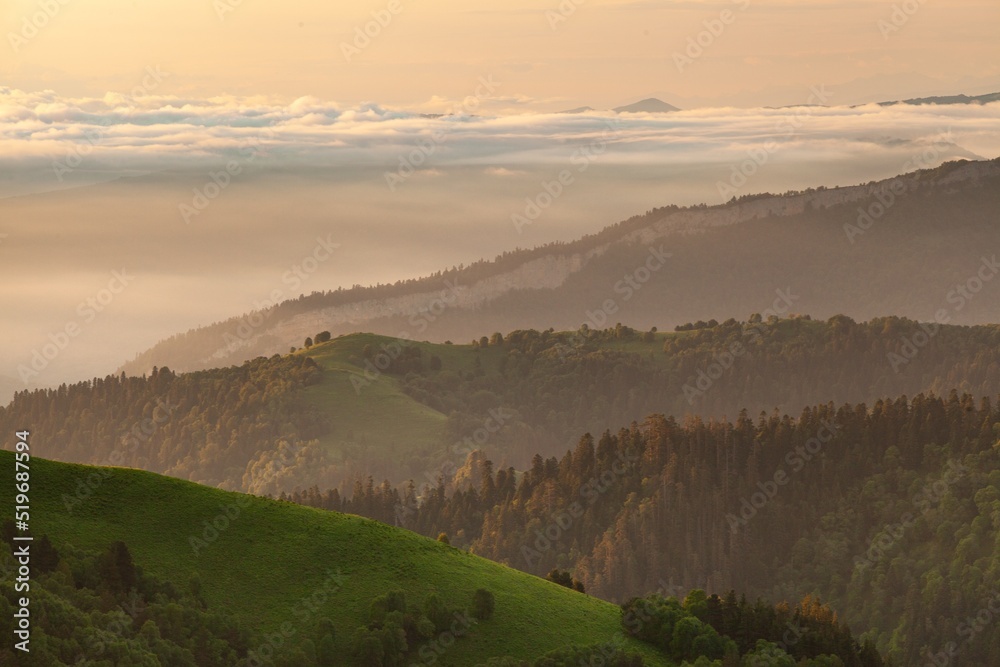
300;333;450;467
877;91;1000;106
120;158;1000;377
6;450;672;666
13;316;1000;495
286;391;1000;666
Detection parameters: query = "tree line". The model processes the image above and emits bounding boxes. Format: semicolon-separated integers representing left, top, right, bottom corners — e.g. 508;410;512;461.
283;390;1000;665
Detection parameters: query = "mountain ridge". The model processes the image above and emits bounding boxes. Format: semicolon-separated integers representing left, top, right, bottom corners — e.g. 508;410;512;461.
119;158;1000;377
877;91;1000;106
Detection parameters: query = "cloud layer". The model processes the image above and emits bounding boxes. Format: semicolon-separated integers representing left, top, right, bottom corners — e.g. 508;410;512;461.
2;88;999;190
2;88;1000;389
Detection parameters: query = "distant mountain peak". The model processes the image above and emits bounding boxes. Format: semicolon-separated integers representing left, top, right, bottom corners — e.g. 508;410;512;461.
555;98;681;114
613;98;680;113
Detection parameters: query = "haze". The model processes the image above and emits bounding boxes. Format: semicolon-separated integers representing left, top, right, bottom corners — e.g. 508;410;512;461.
2;0;1000;390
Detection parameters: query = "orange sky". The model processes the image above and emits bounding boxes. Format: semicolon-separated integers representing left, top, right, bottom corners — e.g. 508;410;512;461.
2;0;999;109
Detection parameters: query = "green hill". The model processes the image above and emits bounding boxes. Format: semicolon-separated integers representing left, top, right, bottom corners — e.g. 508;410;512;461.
9;316;1000;497
3;450;672;666
297;333;452;462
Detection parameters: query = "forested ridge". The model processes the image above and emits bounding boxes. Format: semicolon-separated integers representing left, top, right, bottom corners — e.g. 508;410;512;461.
401;315;1000;459
0;354;326;490
8;316;1000;493
119;158;1000;377
286;391;1000;666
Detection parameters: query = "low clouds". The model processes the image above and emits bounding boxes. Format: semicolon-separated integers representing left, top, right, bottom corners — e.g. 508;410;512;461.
2;88;999;388
1;88;999;193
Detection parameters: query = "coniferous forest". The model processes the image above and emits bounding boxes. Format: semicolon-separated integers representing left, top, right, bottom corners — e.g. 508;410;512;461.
5;317;1000;664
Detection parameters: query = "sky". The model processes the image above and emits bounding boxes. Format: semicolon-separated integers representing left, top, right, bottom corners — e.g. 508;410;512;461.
1;0;999;110
2;0;1000;391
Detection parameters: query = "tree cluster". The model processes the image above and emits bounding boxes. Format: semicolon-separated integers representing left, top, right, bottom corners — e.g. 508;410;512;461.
0;355;327;490
287;390;1000;665
0;533;252;666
